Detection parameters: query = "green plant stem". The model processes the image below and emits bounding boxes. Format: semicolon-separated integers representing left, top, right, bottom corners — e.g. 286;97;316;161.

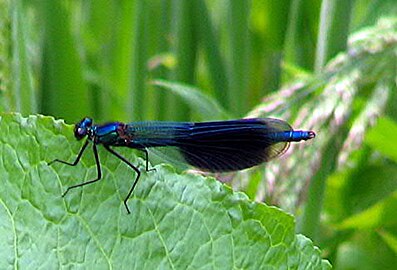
227;0;250;116
315;0;354;71
194;0;228;107
10;0;37;114
131;0;147;121
284;0;320;76
151;0;171;121
109;1;135;121
39;0;89;122
0;0;10;111
168;0;196;120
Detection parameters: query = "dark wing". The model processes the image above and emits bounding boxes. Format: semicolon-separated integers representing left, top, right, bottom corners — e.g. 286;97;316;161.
174;118;291;172
126;118;292;172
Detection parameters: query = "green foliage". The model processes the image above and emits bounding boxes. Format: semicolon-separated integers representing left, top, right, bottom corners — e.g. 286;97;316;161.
366;117;397;162
39;0;90;120
153;80;230;120
0;113;330;269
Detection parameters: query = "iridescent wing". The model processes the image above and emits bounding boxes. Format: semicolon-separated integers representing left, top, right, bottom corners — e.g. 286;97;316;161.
126;118;293;172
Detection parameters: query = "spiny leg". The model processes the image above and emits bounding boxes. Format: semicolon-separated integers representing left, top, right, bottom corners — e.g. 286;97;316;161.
48;140;89;166
62;143;102;197
104;145;141;214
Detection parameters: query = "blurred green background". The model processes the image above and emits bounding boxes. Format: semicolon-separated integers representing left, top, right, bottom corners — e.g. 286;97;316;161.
1;0;397;268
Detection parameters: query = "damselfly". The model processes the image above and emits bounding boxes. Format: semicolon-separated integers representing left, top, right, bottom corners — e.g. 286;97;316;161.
49;117;315;213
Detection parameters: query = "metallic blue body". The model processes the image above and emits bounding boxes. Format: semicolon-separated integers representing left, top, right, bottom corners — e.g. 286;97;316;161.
73;118;315;172
92;123;122;144
51;117;315;213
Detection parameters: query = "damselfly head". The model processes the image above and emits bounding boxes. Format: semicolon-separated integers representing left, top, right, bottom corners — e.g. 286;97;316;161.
74;117;93;140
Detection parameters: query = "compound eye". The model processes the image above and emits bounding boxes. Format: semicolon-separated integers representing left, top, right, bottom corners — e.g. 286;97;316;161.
77;127;86;137
74;126;87;140
74;117;93;140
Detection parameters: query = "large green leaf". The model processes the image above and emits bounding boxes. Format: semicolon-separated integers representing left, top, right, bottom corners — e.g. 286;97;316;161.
0;113;330;269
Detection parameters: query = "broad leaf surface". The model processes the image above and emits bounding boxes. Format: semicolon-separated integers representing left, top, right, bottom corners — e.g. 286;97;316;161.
0;113;330;269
